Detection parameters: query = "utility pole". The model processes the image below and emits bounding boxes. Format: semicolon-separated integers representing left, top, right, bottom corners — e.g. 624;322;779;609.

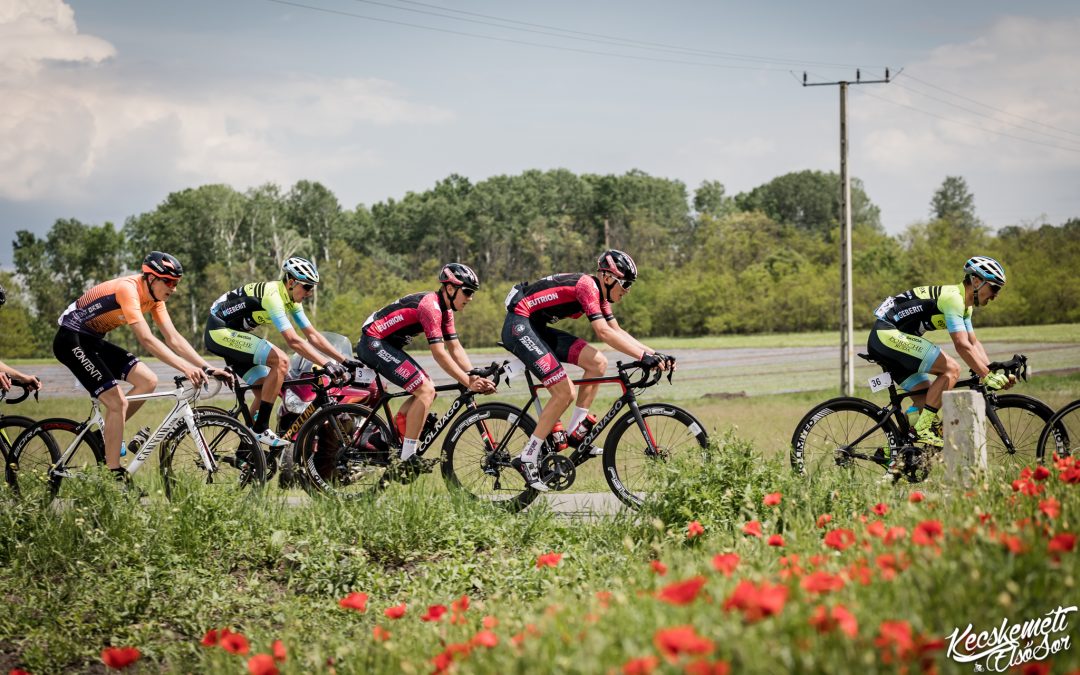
803;68;893;395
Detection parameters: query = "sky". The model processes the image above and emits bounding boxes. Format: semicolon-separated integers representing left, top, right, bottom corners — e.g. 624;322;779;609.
2;0;1079;267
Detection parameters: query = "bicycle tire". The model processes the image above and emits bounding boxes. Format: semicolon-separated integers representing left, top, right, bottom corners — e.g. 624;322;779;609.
602;403;710;509
160;413;266;500
790;397;902;480
987;394;1056;472
441;402;539;513
295;403;392;497
10;418;105;501
2;415;36;491
1037;398;1078;463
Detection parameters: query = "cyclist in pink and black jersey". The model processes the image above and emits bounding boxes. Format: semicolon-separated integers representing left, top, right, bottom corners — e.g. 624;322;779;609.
501;250;673;491
355;263;496;467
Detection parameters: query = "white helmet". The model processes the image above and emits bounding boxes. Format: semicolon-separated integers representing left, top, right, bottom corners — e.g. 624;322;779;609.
282;256;320;285
964;256;1006;286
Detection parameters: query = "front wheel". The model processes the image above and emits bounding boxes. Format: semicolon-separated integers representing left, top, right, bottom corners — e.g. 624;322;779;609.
442;403;539;513
10;418;104;501
2;415;37;492
1037;398;1078;463
790;397;901;480
988;394;1057;472
602;403;710;510
160;413;265;500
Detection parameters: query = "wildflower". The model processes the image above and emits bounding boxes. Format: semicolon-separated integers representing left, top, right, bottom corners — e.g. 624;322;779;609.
912;520;944;546
800;571;845;594
421;605;448;622
1048;533;1076;555
200;629;220;647
101;647;141;669
650;560;668;575
687;521;705;538
536;552;563;568
742;520;763;537
220;632;250;655
866;520;887;538
622;656;660;674
816;514;832;528
763;492;782;506
1033;465;1051;481
471;629;499;648
384;604;407;620
809;604;859;638
657;576;708;605
883;526;908;545
1038;498;1060;519
372;625;391;642
246;654;279;675
872;503;889;516
338;592;369;612
483;615;498;629
722;580;788;623
272;639;286;662
908;492;925;503
711;553;739;576
684;660;731;675
654;626;715;660
823;528;856;551
768;534;785;547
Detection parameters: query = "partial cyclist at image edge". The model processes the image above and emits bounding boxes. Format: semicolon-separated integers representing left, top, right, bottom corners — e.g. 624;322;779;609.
501;249;674;491
355;262;496;469
866;255;1012;455
0;283;43;395
52;252;229;481
204;256;358;448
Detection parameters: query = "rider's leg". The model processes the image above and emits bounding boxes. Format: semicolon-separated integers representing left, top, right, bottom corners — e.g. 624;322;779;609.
522;377;576;462
253;346;288;433
923;352;960;410
122;362;158;418
570;345;606;431
98;386;128;470
400;379;436;460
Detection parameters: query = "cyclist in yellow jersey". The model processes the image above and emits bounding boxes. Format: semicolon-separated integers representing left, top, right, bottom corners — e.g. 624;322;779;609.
866;256;1013;451
204;257;358;448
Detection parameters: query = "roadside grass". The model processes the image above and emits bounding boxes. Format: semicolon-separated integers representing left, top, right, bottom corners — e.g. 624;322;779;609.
2;432;1078;673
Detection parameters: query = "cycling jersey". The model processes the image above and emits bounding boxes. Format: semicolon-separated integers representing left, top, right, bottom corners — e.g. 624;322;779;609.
507;274;615;325
58;275;169;337
362;292;457;348
209;281;311;333
872;284;972;336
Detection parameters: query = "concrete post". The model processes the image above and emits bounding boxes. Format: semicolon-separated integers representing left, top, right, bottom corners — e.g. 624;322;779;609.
941;390;987;485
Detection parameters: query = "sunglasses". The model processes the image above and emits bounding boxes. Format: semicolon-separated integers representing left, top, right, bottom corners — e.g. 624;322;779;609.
299;282;316;292
617;279;634;290
985;281;1002;296
157;277;179;288
462;288;476;297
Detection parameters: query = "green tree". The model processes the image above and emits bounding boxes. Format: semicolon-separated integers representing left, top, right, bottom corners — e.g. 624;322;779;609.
930;176;980;231
734;170;881;234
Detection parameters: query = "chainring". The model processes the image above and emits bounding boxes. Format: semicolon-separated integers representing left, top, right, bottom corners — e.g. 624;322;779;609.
539;453;576;491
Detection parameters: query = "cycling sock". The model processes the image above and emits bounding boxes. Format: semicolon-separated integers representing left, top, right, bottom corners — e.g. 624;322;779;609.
923;404;939;415
568;406;590;434
253;401;274;433
519;435;543;463
400;438;418;461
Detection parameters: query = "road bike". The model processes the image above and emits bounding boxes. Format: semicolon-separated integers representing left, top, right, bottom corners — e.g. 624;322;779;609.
1;382;38;492
471;357;709;510
1037;398;1078;463
791;353;1064;482
10;376;264;501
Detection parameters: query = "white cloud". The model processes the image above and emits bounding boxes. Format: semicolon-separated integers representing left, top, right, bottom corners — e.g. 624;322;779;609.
0;1;454;203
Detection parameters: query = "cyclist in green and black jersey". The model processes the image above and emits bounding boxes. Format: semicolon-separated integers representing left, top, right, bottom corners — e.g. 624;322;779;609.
204;257;358;448
867;255;1012;450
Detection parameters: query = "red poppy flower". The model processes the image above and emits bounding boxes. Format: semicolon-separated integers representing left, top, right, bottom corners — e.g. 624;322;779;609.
339;592;369;612
654;625;715;660
687;521;705;538
471;630;499;648
657;576;707;605
421;604;448;622
683;660;732;675
650;560;668;575
874;620;914;664
872;503;889;516
823;528;856;550
200;629;219;647
1048;533;1076;554
622;655;660;675
800;571;845;594
451;594;470;613
372;625;391;642
711;553;740;576
1039;497;1061;519
883;526;908;545
875;553;901;580
722;580;789;622
865;520;887;538
536;552;563;568
999;534;1026;554
483;615;498;629
101;647;141;669
431;650;456;674
767;534;785;547
246;654;279;675
912;520;944;546
384;603;407;620
1033;465;1051;481
742;520;763;537
9;670;31;675
763;492;782;506
908;492;925;503
271;639;286;662
1061;465;1080;484
220;632;250;656
816;514;832;528
809;604;858;638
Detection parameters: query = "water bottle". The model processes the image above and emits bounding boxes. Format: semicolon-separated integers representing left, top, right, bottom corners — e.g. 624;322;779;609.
567;414;598;449
283;388;312;414
549;421;568;452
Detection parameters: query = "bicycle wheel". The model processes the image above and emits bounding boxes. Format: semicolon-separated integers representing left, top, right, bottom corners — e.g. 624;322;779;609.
1038;399;1078;463
160;413;265;500
602;403;710;509
790;397;902;480
10;418;105;501
2;415;35;491
295;404;391;497
986;394;1056;472
441;402;539;513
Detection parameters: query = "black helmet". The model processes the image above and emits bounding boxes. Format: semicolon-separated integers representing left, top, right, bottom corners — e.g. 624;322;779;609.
439;262;480;291
142;251;184;280
597;249;638;282
0;283;6;308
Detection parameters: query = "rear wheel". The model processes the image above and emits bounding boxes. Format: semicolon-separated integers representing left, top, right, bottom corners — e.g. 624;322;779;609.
1037;398;1078;463
790;398;901;480
295;404;392;498
442;403;538;512
10;418;104;501
160;413;265;500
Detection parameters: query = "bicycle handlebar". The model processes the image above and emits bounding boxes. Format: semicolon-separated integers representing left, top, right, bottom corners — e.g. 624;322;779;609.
960;353;1029;389
1;381;35;405
616;360;671;389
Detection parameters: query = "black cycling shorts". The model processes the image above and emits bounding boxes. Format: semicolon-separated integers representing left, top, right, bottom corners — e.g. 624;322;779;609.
53;327;139;398
355;334;427;393
501;313;588;387
866;320;942;392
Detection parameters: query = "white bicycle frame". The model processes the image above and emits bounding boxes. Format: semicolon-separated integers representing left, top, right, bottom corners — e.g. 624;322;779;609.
51;381;215;478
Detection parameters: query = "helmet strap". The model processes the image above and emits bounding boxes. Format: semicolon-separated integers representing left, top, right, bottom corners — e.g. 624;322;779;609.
145;274;162;302
443;284;459;306
599;274;618;303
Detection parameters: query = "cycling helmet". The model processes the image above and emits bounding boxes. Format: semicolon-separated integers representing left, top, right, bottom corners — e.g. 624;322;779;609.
142;251;184;280
597;249;638;281
282;256;320;285
439;262;480;291
0;283;6;308
964;256;1006;286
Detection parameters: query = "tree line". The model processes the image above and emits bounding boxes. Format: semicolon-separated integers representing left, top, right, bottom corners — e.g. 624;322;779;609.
2;171;1077;358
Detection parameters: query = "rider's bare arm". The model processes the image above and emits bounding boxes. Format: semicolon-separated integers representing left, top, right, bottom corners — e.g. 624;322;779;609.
131;320;204;383
301;326;349;364
949;330;991;378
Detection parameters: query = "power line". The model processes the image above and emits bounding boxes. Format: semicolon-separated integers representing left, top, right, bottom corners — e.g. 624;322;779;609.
855;88;1080;154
